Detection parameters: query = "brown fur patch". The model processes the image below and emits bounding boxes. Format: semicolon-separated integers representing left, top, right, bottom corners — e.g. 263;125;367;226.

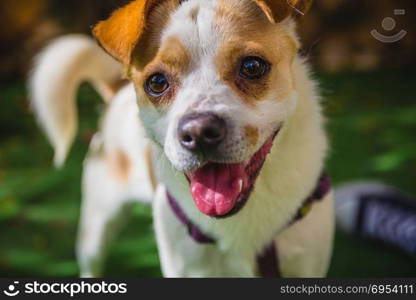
215;0;298;106
108;78;129;97
157;36;191;75
97;78;129;103
131;0;181;70
252;0;290;23
93;0;153;64
107;149;131;182
244;125;259;147
132;36;191;108
144;144;158;191
252;0;313;23
93;0;180;66
189;5;200;22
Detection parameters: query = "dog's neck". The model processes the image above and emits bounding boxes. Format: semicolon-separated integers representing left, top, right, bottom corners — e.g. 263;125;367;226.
154;55;327;258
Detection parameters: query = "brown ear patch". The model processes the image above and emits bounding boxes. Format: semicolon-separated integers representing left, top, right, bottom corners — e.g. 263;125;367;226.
131;0;181;70
93;0;180;65
93;0;151;64
252;0;313;23
252;0;290;23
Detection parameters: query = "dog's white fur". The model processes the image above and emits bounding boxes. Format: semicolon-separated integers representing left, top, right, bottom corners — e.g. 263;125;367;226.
30;0;334;277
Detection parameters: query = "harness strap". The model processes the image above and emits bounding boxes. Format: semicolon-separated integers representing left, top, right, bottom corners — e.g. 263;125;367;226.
166;172;331;277
257;242;281;278
167;192;215;244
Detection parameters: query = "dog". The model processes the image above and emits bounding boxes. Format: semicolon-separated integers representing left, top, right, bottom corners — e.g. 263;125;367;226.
30;0;335;277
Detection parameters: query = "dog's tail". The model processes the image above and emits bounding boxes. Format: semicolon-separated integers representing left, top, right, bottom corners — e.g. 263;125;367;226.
29;34;123;167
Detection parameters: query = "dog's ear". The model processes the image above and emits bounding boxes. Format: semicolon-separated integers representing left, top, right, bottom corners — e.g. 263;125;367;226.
252;0;313;24
93;0;176;65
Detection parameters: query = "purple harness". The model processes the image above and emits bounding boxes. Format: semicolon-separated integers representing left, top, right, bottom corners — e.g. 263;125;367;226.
167;172;331;277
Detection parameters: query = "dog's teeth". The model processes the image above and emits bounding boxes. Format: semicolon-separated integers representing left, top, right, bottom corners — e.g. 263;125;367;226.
238;179;243;193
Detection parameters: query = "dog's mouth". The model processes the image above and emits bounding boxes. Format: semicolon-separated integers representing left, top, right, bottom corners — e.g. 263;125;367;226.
186;131;279;218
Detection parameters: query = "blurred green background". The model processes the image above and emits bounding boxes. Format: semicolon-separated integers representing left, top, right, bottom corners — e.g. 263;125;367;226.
0;0;415;277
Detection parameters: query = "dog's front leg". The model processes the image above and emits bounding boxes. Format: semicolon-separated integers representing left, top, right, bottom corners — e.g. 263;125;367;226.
277;192;335;277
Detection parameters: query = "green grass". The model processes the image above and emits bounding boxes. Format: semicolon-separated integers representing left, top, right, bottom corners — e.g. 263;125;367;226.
0;69;415;277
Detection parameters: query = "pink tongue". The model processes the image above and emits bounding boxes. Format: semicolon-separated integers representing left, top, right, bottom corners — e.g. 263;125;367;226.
189;163;247;216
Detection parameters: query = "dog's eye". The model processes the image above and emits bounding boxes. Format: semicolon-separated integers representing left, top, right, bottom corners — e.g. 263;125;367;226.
145;73;169;96
239;57;269;80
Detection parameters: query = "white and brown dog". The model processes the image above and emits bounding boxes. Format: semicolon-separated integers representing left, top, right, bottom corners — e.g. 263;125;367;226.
30;0;334;277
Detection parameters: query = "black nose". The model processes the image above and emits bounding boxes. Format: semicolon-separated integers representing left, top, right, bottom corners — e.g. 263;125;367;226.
178;112;226;152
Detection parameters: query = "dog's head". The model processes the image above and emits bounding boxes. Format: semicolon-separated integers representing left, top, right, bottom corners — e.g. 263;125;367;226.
94;0;312;217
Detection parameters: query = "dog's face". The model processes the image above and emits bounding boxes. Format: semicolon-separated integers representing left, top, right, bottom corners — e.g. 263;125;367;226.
94;0;312;217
